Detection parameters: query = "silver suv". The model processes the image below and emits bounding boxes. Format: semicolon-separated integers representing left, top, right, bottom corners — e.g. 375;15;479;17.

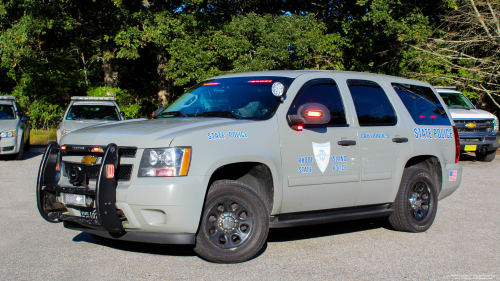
55;96;126;143
37;71;462;263
0;96;30;160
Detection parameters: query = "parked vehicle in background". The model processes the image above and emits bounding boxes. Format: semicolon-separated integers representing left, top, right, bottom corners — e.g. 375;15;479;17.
37;71;462;263
0;96;30;160
55;97;126;143
435;87;499;162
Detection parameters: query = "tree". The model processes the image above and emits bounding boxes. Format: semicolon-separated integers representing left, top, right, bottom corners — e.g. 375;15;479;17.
409;0;500;110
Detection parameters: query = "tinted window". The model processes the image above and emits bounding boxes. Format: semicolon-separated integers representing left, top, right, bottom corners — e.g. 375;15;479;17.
288;80;347;125
347;80;396;126
66;105;120;121
0;104;15;119
392;83;451;126
163;76;294;120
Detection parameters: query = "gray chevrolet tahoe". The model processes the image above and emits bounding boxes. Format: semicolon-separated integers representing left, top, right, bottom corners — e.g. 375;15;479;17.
37;71;462;263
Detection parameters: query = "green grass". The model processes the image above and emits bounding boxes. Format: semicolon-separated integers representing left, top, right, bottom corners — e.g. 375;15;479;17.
30;129;57;145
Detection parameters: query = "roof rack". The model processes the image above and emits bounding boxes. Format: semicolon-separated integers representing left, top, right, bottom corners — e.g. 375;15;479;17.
0;96;15;100
71;96;116;101
433;86;457;90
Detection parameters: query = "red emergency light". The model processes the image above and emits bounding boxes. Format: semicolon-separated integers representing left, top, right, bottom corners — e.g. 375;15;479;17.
306;110;323;117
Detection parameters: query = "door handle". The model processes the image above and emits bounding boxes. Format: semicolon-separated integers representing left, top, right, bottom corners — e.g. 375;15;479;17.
337;140;356;146
392;137;408;143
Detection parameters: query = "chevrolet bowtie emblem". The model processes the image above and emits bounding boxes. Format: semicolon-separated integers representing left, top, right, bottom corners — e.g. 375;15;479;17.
465;122;477;128
81;155;98;165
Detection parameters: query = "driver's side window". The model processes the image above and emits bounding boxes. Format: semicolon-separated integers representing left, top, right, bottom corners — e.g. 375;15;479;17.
288;79;347;126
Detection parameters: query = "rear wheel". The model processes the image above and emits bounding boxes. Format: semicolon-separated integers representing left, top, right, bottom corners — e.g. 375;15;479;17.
475;151;496;162
389;167;438;232
194;180;269;263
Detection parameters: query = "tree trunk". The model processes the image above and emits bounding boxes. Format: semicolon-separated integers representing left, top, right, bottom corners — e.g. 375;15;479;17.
102;40;117;95
157;54;173;105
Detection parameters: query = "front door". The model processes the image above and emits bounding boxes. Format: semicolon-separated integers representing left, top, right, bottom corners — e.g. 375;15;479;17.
279;78;361;213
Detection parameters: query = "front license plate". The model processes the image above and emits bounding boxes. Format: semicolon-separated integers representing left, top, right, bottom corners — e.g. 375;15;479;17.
464;145;477;151
80;210;97;220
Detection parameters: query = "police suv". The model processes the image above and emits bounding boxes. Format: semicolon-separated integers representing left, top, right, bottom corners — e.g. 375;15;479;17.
435;87;499;162
0;96;30;160
37;71;462;263
55;96;126;143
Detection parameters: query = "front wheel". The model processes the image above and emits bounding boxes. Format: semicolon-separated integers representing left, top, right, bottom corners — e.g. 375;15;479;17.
13;136;25;160
388;167;438;232
194;180;269;263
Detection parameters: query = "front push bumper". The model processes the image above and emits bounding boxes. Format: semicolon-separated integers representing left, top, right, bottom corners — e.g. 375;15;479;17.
36;142;195;245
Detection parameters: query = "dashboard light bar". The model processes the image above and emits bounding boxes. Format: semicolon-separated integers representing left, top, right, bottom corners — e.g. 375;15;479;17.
250;80;273;83
203;82;219;86
430;115;437;119
419;115;425;119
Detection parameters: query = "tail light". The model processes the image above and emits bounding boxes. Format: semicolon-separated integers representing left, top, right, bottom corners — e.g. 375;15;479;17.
453;126;460;163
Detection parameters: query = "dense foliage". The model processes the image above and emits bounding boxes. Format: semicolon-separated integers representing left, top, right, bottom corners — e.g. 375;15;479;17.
2;0;498;129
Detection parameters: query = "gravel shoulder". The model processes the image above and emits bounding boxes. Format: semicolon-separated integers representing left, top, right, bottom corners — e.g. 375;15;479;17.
0;149;498;280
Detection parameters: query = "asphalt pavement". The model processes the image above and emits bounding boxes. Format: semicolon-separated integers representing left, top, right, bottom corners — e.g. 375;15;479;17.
0;148;499;280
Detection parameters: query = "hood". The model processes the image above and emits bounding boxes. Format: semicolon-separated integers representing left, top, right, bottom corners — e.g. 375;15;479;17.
62;120;120;132
60;117;245;147
449;108;496;120
0;120;18;132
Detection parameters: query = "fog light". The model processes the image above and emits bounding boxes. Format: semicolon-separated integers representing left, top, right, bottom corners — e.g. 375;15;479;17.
62;193;86;207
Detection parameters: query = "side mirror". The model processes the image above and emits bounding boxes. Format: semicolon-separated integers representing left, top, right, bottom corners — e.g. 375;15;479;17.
21;116;30;122
54;116;62;122
120;111;126;117
153;106;168;118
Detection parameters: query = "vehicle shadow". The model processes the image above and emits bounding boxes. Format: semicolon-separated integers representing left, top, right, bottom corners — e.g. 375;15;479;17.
72;217;391;262
0;146;45;161
73;232;196;257
266;217;390;243
459;153;477;162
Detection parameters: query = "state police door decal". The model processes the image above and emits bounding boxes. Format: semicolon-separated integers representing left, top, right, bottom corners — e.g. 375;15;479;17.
312;142;330;173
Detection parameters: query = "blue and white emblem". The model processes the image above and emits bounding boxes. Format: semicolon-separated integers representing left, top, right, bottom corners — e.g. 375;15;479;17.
312;142;330;173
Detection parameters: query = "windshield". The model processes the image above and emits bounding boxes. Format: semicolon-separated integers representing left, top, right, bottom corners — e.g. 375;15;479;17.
159;76;295;120
0;104;15;119
438;92;475;109
66;105;120;120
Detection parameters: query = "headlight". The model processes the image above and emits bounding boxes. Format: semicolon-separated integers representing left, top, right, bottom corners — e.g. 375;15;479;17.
494;117;499;134
0;130;16;138
139;147;192;177
62;130;72;137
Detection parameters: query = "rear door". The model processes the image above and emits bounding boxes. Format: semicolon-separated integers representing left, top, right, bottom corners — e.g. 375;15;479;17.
279;77;361;213
343;79;410;206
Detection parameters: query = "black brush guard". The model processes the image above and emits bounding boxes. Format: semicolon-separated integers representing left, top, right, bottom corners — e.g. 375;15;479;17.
36;141;124;233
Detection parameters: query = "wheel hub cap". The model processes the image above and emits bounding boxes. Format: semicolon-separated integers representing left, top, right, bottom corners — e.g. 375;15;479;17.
218;212;238;233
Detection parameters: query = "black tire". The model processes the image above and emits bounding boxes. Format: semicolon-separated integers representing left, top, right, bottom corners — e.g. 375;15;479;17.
388;167;438;232
25;135;31;151
475;151;496;162
13;137;24;160
193;180;269;263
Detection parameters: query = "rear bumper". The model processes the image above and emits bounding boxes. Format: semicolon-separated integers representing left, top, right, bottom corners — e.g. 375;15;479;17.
458;133;499;153
439;163;462;200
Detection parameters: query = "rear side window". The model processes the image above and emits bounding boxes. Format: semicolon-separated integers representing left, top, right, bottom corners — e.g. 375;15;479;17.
288;80;347;126
347;80;397;126
392;83;451;126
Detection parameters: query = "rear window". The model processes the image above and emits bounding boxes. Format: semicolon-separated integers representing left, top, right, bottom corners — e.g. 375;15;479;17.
66;105;120;121
392;83;451;126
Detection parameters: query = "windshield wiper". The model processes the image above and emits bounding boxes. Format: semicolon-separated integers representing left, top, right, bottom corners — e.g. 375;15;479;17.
201;111;241;119
156;111;188;119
